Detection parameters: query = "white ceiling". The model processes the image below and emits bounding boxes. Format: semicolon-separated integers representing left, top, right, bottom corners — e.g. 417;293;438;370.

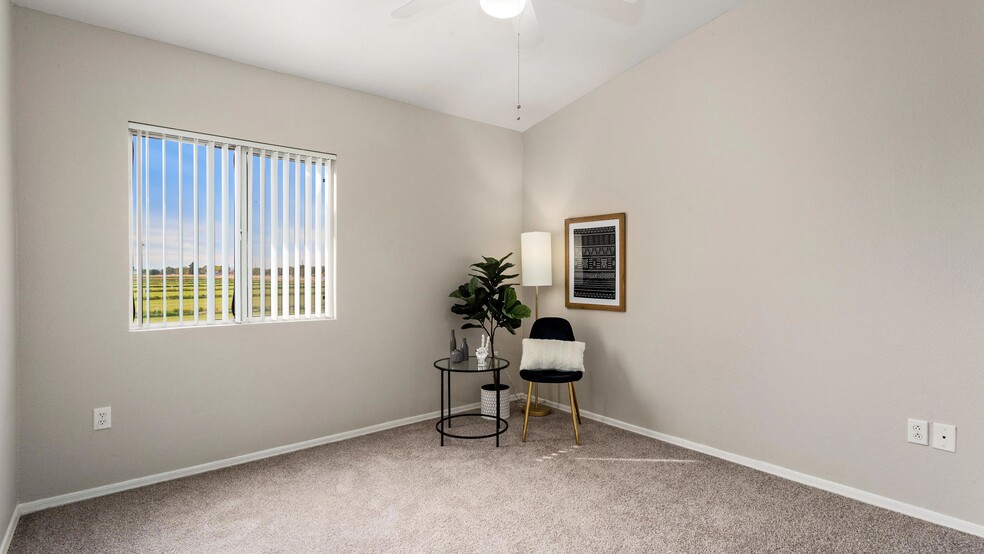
14;0;742;131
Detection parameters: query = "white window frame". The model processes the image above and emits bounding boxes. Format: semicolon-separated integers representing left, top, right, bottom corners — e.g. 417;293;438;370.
129;122;337;330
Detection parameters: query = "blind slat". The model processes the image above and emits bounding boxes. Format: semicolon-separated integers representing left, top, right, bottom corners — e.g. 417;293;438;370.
221;145;229;322
193;142;200;323
270;154;279;320
178;140;184;324
162;137;167;325
234;145;243;324
259;150;266;320
134;134;143;326
325;160;334;319
293;157;300;319
314;159;322;318
282;156;290;318
206;141;216;324
304;157;312;318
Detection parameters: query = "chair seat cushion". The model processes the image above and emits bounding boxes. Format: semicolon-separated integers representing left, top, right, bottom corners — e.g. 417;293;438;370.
520;369;584;384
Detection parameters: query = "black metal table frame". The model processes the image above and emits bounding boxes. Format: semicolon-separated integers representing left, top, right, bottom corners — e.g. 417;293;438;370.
434;357;510;447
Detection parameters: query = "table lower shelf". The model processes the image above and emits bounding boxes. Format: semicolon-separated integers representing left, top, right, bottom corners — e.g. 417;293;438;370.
436;413;509;440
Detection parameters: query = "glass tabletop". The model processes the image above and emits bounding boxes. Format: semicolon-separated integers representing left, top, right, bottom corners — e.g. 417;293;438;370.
433;356;510;373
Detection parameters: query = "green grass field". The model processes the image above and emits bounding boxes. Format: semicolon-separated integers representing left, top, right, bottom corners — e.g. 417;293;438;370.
132;275;326;324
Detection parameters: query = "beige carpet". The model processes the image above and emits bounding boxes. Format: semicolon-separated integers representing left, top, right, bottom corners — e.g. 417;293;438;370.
10;408;984;553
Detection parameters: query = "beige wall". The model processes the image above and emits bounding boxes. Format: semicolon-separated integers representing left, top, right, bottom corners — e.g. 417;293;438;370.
13;8;523;501
1;0;19;531
524;0;984;526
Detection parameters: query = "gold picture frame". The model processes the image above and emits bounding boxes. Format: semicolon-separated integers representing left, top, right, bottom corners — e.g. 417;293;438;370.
565;212;626;311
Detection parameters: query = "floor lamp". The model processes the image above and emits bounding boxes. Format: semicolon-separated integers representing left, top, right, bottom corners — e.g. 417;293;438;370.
521;231;552;417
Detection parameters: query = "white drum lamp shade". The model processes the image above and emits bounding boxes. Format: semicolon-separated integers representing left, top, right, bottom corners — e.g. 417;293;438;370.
480;0;528;19
521;232;552;287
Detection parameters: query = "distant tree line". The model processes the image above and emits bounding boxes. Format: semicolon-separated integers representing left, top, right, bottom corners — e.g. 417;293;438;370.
137;262;321;277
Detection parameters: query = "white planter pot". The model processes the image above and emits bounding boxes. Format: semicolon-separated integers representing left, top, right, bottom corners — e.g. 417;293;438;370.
480;384;510;420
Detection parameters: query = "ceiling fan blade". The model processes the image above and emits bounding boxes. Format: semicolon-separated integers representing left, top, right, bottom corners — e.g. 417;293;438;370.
516;1;543;49
391;0;426;19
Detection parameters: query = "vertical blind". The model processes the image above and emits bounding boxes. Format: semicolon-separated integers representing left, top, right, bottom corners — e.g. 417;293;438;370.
129;123;336;329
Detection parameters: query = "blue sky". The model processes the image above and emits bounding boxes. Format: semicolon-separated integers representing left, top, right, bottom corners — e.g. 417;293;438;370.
131;135;328;274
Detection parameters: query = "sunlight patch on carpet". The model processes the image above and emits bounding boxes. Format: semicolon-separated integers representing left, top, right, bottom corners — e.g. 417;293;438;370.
573;458;703;463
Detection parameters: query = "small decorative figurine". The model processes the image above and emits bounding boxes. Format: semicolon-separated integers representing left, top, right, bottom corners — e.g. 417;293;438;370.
475;335;490;368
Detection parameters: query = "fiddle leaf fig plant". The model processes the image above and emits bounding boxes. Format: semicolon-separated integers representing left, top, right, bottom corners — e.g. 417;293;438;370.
449;253;532;359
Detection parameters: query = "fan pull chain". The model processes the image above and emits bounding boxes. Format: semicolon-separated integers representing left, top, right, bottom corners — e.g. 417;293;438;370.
517;29;522;122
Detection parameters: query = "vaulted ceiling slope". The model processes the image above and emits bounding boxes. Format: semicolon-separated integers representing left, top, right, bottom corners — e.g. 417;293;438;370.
14;0;742;131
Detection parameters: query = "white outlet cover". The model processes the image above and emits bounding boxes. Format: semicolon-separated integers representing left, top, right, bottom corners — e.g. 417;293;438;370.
907;418;929;445
931;422;956;453
93;406;112;430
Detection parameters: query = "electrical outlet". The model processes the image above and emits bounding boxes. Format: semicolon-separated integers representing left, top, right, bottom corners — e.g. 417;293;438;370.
907;418;929;445
932;422;956;453
93;407;111;430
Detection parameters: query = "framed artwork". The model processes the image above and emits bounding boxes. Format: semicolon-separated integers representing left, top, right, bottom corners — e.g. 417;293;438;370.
565;212;626;311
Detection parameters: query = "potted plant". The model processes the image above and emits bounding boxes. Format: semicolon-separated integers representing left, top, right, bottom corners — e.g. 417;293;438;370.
449;253;532;361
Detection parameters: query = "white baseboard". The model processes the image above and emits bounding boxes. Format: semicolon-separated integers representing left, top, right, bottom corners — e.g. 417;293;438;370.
528;396;984;538
1;504;20;554
18;400;491;516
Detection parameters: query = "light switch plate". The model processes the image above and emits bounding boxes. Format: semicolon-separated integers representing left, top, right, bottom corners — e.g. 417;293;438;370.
931;422;956;453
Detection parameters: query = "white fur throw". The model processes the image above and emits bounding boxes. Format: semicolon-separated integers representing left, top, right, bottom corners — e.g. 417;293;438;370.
520;339;586;372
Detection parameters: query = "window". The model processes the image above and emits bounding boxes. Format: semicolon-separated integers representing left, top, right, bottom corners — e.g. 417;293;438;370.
129;123;335;329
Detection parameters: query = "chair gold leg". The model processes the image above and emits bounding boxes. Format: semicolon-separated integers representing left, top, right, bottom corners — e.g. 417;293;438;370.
571;384;582;424
568;383;580;445
522;382;534;442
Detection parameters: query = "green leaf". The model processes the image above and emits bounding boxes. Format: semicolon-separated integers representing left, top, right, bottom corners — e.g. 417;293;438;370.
504;287;517;303
510;305;532;319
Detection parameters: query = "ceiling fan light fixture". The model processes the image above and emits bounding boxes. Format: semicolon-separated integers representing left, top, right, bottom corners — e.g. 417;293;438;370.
480;0;528;19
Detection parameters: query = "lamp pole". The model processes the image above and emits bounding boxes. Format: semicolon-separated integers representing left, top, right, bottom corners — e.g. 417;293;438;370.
521;231;553;417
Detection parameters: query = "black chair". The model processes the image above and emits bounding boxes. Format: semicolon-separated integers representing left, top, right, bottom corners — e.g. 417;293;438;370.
521;317;583;444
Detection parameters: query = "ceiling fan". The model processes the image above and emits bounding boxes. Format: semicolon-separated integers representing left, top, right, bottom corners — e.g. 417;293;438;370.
391;0;639;49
